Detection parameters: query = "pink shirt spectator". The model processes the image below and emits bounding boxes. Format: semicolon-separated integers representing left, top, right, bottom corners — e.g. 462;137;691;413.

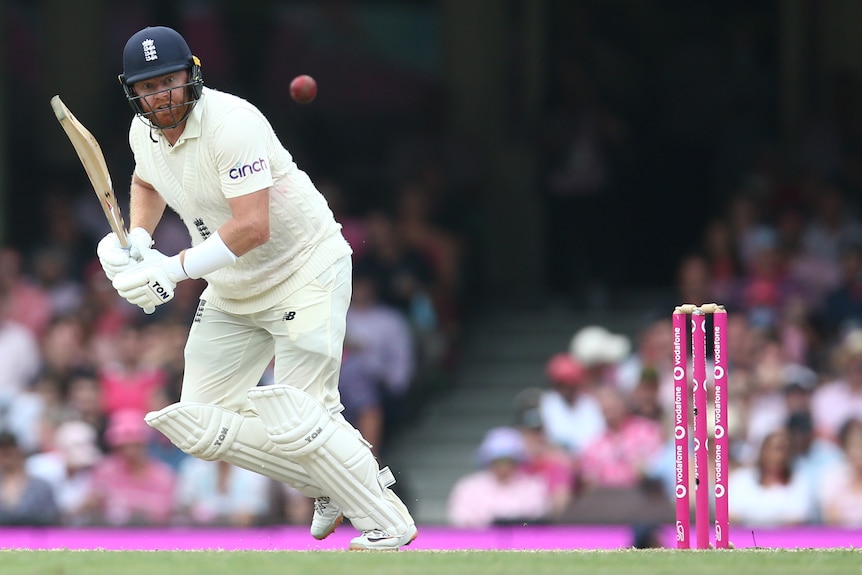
448;427;552;528
99;366;167;415
579;416;664;488
447;468;550;529
811;380;862;441
87;409;175;526
89;453;175;526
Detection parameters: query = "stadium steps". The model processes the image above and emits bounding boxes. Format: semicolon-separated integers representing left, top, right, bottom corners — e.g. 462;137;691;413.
384;289;669;525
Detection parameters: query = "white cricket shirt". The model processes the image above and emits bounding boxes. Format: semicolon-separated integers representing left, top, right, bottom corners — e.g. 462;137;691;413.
128;87;352;314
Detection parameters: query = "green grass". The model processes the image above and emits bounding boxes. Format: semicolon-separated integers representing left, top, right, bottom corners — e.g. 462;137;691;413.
0;549;860;575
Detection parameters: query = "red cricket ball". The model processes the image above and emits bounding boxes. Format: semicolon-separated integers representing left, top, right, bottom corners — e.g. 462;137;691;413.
290;75;317;104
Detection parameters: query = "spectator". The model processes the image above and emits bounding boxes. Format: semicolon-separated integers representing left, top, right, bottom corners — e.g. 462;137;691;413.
0;430;60;526
353;209;437;328
617;316;673;399
338;344;384;457
174;458;272;527
745;362;814;457
77;261;134;341
394;181;463;337
812;329;862;442
26;419;103;525
84;409;175;526
39;315;92;385
701;218;740;305
0;247;53;338
674;253;719;313
63;371;108;450
728;429;815;526
30;245;84;318
569;324;631;389
818;418;862;526
345;269;416;436
820;241;862;338
96;324;169;417
628;368;663;422
801;183;862;274
578;385;664;490
538;352;604;455
513;389;576;518
447;427;550;528
0;283;41;406
786;411;842;518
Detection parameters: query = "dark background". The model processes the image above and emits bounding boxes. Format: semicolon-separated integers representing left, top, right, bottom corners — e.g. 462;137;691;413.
1;0;858;306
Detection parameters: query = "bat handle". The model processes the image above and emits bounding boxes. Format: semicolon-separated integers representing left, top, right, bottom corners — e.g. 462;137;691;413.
116;228;130;249
143;306;156;315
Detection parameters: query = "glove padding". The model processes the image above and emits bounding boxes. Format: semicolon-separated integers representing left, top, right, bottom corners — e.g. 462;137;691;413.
112;250;188;313
97;228;155;281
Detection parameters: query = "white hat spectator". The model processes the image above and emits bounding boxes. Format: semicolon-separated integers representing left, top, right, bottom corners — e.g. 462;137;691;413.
569;325;631;366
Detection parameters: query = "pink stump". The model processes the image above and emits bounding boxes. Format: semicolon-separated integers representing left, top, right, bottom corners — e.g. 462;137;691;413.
691;310;710;549
672;311;690;549
713;309;729;548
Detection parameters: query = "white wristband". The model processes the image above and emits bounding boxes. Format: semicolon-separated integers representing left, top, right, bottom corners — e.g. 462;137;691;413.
182;231;238;279
162;254;189;282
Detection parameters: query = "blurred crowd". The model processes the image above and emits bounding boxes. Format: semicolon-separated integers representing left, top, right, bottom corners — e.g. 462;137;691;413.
448;173;862;530
0;174;464;527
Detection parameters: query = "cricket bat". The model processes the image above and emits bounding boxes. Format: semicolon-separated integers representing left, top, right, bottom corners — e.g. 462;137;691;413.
51;96;155;314
50;95;128;247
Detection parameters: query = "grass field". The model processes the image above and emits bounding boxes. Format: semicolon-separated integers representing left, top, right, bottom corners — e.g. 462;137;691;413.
1;549;860;575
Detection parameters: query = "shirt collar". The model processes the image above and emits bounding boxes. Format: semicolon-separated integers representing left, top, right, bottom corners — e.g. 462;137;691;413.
163;89;205;147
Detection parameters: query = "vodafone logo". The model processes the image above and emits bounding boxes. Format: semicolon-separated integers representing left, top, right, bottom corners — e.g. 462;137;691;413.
694;437;701;451
715;484;726;498
674;366;685;380
675;425;686;439
714;366;725;379
714;425;726;439
676;485;687;499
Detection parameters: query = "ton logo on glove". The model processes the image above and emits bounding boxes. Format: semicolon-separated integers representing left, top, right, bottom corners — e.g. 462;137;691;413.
150;281;172;301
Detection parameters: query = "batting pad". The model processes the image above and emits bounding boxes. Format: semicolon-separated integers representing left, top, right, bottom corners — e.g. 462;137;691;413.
249;385;414;534
145;402;323;498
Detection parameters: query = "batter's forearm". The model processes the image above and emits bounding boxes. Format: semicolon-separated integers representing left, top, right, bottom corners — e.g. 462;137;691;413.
129;172;167;234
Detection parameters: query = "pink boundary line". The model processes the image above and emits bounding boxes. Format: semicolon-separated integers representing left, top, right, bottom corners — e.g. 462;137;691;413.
1;526;861;551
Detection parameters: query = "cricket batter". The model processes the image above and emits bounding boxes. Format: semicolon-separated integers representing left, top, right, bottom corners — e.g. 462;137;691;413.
97;26;417;550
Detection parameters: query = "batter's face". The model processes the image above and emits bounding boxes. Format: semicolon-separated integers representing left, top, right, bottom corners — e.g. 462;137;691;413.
132;69;192;129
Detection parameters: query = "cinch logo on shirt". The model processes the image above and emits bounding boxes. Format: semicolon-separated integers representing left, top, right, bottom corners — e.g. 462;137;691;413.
229;158;268;180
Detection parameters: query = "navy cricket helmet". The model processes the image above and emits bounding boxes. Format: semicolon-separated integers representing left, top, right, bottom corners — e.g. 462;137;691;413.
118;26;203;127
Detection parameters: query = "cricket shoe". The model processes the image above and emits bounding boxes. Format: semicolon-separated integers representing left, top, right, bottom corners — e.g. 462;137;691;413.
349;525;418;551
310;496;343;540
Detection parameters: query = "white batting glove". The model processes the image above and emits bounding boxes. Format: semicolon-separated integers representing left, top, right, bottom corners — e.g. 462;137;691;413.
112;250;188;314
96;227;155;281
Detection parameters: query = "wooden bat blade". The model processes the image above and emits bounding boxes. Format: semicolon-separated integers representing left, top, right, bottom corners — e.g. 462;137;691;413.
50;95;128;247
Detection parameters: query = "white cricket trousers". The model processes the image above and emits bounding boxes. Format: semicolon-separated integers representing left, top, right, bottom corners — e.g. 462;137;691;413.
180;255;352;416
